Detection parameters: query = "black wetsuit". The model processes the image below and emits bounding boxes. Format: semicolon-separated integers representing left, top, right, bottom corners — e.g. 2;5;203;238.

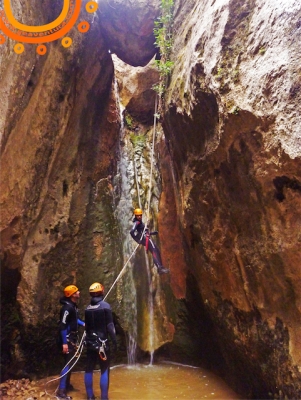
130;217;165;272
84;295;117;400
58;297;84;392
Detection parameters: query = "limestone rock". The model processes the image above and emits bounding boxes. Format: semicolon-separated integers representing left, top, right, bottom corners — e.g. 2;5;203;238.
98;0;160;66
159;0;301;396
1;0;301;398
113;54;159;123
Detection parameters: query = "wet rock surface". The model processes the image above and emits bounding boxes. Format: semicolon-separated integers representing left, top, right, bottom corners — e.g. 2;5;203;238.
98;0;160;66
159;0;301;397
1;0;301;398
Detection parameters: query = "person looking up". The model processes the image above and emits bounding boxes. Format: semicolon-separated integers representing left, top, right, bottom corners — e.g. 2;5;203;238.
84;282;117;400
57;285;85;399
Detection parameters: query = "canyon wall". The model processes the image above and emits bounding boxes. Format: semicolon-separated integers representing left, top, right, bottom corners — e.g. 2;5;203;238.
159;0;301;397
1;0;301;398
0;0;159;377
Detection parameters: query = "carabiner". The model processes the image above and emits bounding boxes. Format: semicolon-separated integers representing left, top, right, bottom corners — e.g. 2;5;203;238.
99;339;107;360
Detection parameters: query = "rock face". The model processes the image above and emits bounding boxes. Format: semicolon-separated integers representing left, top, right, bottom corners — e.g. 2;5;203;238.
0;0;162;379
0;0;122;378
98;0;160;66
1;0;301;398
159;0;301;397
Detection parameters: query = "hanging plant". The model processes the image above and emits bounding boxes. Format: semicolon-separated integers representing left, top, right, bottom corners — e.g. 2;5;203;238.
153;0;174;98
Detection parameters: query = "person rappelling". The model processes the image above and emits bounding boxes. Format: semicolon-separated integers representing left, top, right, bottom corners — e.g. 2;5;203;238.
130;208;169;275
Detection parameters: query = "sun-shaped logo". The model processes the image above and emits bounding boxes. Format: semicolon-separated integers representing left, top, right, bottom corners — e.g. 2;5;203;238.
0;0;98;55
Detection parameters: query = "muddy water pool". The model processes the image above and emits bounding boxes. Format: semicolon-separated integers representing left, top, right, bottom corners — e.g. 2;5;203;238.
41;363;241;399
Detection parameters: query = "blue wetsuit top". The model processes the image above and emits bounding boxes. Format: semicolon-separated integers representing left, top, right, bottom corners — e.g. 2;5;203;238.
59;296;84;344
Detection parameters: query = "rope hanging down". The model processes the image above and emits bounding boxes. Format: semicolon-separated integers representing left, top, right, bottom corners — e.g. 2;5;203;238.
44;332;86;398
145;94;158;228
104;95;159;301
43;99;159;396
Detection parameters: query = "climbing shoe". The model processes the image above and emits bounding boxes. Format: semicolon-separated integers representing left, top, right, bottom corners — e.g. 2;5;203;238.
56;389;72;399
158;266;169;274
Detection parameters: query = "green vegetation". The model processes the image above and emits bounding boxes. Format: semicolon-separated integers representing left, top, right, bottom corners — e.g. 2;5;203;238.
125;114;134;129
130;133;146;147
153;0;174;97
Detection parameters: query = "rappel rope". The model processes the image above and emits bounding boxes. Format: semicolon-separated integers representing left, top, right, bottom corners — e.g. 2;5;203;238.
145;94;158;227
45;96;158;397
44;332;86;398
104;94;159;300
134;158;142;210
103;242;140;301
44;96;159;397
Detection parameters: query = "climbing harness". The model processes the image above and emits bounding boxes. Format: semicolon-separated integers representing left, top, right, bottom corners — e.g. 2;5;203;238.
67;331;79;350
44;97;160;396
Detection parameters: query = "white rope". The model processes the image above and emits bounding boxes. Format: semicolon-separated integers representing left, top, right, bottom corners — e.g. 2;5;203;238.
134;157;142;210
145;95;158;229
43;95;160;398
103;243;140;301
44;332;86;398
103;95;159;300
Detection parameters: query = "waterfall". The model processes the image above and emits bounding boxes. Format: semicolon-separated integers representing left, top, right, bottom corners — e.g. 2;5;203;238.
113;75;138;365
127;333;137;365
112;57;162;366
131;124;157;364
144;253;155;365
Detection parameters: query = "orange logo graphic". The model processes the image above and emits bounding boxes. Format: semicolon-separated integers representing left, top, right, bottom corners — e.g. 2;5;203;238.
0;0;98;54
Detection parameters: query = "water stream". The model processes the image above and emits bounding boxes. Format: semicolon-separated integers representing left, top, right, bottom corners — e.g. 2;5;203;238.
113;69;158;365
144;253;155;365
113;75;138;365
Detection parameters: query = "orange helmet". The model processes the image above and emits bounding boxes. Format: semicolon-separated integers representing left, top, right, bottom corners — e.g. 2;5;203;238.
64;285;79;297
134;208;143;216
89;282;104;293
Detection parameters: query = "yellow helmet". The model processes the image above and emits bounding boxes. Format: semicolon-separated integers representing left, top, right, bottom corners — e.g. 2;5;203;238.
64;285;79;297
89;282;104;293
134;208;143;216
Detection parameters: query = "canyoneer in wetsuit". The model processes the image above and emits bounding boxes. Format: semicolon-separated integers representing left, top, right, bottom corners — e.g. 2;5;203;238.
130;208;169;275
57;285;85;400
84;282;117;400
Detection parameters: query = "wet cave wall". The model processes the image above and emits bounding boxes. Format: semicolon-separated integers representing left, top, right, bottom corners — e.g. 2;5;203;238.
158;0;301;397
0;0;160;379
1;0;301;399
0;24;118;383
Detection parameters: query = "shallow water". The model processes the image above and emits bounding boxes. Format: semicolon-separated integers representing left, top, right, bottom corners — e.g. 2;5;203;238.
41;363;241;400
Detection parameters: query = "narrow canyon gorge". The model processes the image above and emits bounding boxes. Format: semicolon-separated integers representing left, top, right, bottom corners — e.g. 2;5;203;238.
1;0;301;398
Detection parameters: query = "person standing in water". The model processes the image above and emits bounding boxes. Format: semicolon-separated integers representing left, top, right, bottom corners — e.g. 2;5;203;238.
130;208;169;274
84;282;117;400
57;285;85;399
